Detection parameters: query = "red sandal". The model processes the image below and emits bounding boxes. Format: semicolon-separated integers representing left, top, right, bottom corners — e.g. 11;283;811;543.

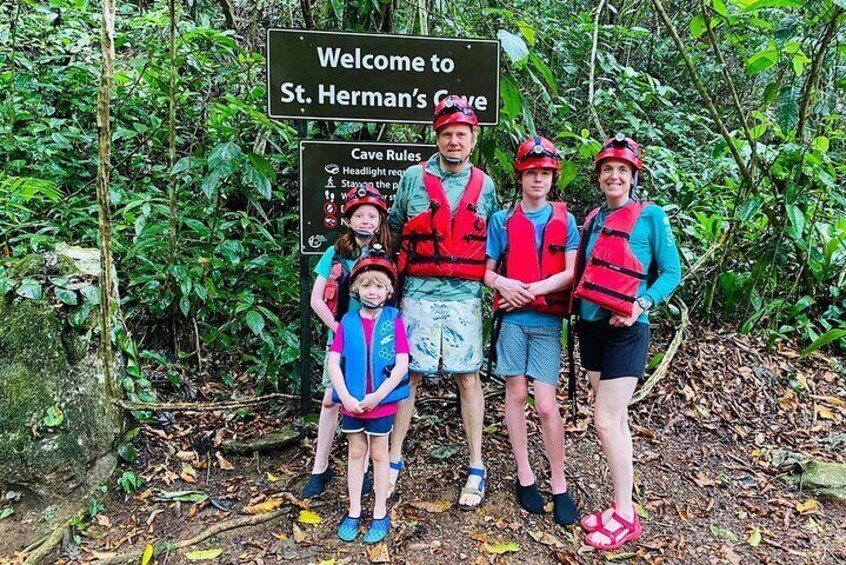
579;502;616;533
584;511;642;551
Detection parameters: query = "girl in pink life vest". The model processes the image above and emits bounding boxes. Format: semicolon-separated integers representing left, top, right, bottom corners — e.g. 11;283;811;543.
302;185;393;499
328;247;410;544
484;136;580;526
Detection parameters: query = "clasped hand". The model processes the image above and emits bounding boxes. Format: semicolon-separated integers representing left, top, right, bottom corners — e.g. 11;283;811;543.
342;393;380;414
496;277;537;311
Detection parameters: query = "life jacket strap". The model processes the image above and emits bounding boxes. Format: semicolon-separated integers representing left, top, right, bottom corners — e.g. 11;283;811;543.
589;257;649;280
583;281;637;303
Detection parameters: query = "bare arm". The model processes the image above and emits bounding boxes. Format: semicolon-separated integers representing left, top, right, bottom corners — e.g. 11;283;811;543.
310;275;340;333
526;250;578;296
484;257;535;310
327;351;362;413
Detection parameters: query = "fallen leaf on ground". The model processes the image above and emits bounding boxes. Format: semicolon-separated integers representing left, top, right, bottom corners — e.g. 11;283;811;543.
528;530;565;548
407;500;452;513
470;532;487;543
95;514;111;527
709;524;739;543
747;527;761;547
816;405;835;420
141;544;154;565
181;463;197;483
795;499;819;514
184;548;223;560
292;523;307;543
215;452;235;470
266;472;281;482
176;450;196;461
368;543;390;563
483;541;520;554
318;559;336;565
243;498;283;515
298;509;322;525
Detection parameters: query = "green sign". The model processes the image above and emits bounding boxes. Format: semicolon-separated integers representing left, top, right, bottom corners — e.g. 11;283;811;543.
299;141;434;255
268;29;500;124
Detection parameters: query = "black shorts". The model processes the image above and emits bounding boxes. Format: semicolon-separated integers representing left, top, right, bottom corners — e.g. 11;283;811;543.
576;319;650;380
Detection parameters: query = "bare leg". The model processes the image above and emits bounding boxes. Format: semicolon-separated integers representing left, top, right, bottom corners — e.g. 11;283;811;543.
310;388;340;474
388;373;421;489
456;371;485;507
346;432;368;518
369;435;390;519
504;376;534;486
534;381;567;494
586;377;639;545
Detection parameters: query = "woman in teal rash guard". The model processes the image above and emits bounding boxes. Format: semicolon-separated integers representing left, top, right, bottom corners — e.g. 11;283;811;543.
571;135;681;551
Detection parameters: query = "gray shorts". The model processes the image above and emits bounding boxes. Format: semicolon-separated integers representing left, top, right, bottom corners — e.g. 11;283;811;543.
495;322;563;386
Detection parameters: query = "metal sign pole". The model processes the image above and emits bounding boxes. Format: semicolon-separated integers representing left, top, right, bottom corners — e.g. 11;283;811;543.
295;119;312;415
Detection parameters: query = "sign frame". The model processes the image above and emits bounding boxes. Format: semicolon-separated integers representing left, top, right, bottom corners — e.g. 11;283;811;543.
298;139;435;255
266;28;500;125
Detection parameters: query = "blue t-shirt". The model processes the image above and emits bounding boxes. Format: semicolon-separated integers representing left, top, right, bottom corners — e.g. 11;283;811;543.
314;246;361;342
486;203;580;327
577;201;681;323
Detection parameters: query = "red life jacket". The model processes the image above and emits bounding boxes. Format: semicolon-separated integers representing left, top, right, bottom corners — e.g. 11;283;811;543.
322;253;351;321
493;202;572;317
397;164;488;280
572;201;650;317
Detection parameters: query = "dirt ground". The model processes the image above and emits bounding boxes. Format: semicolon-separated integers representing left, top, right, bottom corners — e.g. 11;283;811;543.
2;326;845;564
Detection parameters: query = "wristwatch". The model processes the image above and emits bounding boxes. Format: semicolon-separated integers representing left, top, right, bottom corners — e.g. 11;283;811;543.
635;296;653;311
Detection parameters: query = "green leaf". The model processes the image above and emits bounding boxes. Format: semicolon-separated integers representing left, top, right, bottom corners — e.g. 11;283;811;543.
500;75;522;119
117;443;138;463
141;544;154;565
80;285;100;305
43;405;64;427
800;329;846;357
713;0;729;17
690;14;706;38
69;304;94;329
208;141;241;171
483;541;520;554
529;53;558;96
245;310;265;336
748;527;762;547
737;196;763;223
16;280;42;300
0;508;13;521
709;524;738;543
557;161;578;188
516;20;535;45
746;46;778;75
184;548;223;560
497;30;529;64
785;204;805;239
811;136;829;153
792;52;810;76
777;86;800;132
54;288;78;306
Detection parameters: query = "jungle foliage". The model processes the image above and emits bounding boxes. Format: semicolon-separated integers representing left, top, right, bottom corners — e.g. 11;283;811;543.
0;0;844;396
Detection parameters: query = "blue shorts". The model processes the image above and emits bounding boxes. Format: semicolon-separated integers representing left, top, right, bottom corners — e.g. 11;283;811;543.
495;322;563;387
576;319;650;380
340;414;394;436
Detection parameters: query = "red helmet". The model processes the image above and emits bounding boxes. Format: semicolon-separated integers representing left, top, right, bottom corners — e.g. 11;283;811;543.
433;95;478;132
350;244;398;288
595;133;643;171
342;184;388;217
514;135;562;172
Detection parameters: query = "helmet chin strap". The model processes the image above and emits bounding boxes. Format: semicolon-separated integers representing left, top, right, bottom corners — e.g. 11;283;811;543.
359;297;386;310
440;152;468;165
352;229;375;239
630;171;640;200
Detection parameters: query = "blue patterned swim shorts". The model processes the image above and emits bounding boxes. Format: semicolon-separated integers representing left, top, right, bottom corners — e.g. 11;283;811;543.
400;297;483;375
